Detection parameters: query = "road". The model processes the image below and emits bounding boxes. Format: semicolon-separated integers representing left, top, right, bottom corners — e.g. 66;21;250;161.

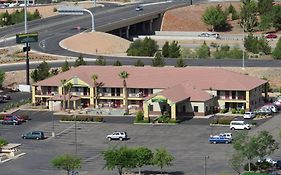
0;0;189;56
1;57;281;72
0;110;280;175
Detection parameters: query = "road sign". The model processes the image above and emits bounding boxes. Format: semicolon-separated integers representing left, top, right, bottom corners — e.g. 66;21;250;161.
16;33;38;44
58;6;84;15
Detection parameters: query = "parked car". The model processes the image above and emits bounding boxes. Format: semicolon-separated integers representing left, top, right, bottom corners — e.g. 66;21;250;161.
135;6;143;11
219;133;233;140
230;121;251;130
254;108;272;116
208;135;231;144
22;131;45;140
275;160;281;169
198;32;220;39
106;131;127;141
265;33;278;39
263;104;278;113
257;157;277;165
1;114;26;123
243;112;256;119
2;115;22;125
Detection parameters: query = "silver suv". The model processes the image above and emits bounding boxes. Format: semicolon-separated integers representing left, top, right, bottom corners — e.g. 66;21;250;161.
106;131;127;141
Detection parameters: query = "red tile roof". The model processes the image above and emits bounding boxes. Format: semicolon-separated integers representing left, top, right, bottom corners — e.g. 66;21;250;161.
35;66;266;91
158;83;213;102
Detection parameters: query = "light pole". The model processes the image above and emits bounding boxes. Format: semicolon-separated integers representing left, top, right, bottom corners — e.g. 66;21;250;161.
74;114;77;156
24;0;30;85
242;24;245;69
204;155;209;175
51;114;55;137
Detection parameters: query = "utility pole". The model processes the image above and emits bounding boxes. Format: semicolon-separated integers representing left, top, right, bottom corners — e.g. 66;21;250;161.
242;24;245;69
204;156;209;175
24;0;30;85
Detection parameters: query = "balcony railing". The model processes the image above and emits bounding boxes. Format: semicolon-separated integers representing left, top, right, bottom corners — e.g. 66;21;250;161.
35;91;58;96
218;96;246;100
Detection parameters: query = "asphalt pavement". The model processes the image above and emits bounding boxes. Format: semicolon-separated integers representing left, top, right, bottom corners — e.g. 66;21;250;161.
1;110;280;175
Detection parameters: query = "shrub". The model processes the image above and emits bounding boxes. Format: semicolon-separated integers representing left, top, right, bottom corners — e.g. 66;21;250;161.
196;42;210;58
135;111;144;122
251;122;257;126
231;108;237;114
94;116;103;122
220;108;228;113
255;161;272;171
0;138;8;146
157;115;170;123
239;109;245;114
53;7;57;12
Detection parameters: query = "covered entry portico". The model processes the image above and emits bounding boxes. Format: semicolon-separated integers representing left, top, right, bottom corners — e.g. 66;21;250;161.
143;94;189;120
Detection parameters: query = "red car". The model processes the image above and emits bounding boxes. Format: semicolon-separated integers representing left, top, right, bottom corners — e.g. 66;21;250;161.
265;33;278;39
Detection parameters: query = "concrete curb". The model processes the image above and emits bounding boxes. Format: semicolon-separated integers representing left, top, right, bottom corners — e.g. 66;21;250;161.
59;120;103;124
134;122;178;125
0;153;26;164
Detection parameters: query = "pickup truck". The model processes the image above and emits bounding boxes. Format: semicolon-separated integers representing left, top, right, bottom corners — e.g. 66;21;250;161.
208;135;232;144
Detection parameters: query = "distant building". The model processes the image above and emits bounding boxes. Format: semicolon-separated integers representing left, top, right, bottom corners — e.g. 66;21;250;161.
32;66;267;119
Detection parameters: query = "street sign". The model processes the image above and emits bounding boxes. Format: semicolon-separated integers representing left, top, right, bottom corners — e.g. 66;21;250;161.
58;6;84;15
16;33;38;44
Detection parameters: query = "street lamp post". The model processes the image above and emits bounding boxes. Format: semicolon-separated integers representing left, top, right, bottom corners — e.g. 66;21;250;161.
204;155;209;175
242;24;245;69
74;114;77;156
24;0;30;85
52;114;55;137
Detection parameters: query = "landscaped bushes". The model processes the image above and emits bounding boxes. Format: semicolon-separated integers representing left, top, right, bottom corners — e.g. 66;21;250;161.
231;108;245;114
220;108;228;113
0;138;8;146
210;116;236;125
59;115;103;122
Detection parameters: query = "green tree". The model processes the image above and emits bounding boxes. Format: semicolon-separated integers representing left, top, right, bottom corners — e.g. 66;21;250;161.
65;82;73;112
61;60;70;72
228;48;244;59
103;146;135;175
31;60;50;82
175;58;186;67
233;132;258;171
162;41;170;58
152;148;174;174
0;10;11;26
127;39;142;56
227;4;239;20
32;9;41;19
202;5;228;31
51;154;82;175
50;68;59;76
113;60;122;66
258;37;271;55
142;37;159;56
74;54;86;67
95;56;106;66
91;74;99;108
257;0;273;15
119;71;129;114
127;37;158;56
0;138;8;146
273;37;281;59
196;42;210;58
272;5;281;30
168;41;181;58
258;14;272;31
240;0;258;32
133;147;153;175
229;153;244;175
134;59;144;67
152;51;165;67
0;70;5;88
255;131;278;160
61;79;67;111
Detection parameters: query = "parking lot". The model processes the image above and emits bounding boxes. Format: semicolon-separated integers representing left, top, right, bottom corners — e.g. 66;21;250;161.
0;110;280;175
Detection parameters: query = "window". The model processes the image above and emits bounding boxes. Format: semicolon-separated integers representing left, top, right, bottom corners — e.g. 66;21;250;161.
194;106;198;112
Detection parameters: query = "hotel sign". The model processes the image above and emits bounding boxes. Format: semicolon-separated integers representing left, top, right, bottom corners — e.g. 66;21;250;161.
16;33;38;44
151;96;167;103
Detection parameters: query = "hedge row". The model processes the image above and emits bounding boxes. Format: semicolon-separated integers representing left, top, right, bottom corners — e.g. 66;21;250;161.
59;115;103;122
211;116;236;125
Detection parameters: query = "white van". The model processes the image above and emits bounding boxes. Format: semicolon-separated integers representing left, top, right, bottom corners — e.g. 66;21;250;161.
230;121;251;130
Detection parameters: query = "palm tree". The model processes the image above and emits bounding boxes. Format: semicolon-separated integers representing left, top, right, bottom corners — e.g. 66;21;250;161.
65;82;73;113
119;71;129;114
60;79;67;111
91;74;98;108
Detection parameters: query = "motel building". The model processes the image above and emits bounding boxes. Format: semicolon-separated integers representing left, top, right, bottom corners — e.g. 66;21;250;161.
32;66;267;120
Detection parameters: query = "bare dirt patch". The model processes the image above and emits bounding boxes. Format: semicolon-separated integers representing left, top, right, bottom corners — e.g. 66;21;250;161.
161;2;242;33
